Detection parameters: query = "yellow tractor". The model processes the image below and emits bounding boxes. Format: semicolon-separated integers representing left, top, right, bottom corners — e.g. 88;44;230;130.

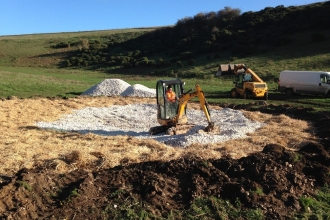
216;64;268;100
149;78;219;135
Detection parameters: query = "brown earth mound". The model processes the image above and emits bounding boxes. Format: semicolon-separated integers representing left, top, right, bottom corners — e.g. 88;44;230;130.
1;141;329;219
0;98;329;219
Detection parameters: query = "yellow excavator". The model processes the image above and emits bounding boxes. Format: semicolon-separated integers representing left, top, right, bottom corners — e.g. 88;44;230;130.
216;64;268;100
149;78;219;135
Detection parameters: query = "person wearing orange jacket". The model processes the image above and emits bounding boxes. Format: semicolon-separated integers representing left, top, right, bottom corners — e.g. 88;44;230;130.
165;85;177;102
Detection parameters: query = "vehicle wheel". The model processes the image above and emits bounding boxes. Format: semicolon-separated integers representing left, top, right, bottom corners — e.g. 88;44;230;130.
243;90;250;99
230;89;238;98
243;91;246;99
264;92;268;100
285;89;293;97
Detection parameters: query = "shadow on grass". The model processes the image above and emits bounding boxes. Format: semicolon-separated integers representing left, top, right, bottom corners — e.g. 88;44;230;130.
206;92;231;99
66;92;82;96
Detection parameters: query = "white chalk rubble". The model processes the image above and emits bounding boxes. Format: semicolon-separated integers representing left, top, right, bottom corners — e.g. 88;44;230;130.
36;78;264;147
82;78;156;97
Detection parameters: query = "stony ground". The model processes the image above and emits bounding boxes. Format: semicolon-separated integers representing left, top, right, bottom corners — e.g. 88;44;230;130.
0;100;329;219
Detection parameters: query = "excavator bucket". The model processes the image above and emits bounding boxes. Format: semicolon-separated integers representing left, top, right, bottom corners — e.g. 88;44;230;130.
216;64;245;76
204;122;220;134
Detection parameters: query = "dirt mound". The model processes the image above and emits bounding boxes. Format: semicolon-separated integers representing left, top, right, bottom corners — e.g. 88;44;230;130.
0;141;329;219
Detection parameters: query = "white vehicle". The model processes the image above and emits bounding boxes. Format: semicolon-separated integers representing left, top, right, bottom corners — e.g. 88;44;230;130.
278;70;330;97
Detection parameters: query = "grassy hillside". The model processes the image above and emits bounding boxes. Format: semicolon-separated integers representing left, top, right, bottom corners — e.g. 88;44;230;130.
0;1;330;109
1;2;330;76
0;28;156;68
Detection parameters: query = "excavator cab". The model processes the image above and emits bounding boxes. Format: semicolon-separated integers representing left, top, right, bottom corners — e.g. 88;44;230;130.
155;79;185;120
235;73;253;89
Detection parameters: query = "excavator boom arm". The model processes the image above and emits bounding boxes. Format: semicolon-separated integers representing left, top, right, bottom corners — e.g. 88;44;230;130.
177;85;212;124
237;65;264;83
217;64;264;83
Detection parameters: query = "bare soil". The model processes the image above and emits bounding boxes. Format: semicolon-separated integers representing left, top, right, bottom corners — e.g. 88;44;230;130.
0;96;329;219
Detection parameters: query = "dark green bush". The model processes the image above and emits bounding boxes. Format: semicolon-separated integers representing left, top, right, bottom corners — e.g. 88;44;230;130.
179;51;195;60
187;59;196;65
271;36;292;46
66;60;71;67
177;61;183;67
51;42;70;49
311;33;326;42
229;56;237;62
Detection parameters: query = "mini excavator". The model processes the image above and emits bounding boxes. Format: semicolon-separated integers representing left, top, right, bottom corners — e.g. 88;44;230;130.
149;78;219;135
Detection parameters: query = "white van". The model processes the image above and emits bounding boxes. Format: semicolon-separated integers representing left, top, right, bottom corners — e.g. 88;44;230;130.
278;70;330;97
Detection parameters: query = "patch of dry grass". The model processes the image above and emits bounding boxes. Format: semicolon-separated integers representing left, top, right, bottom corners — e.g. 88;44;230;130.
0;96;317;176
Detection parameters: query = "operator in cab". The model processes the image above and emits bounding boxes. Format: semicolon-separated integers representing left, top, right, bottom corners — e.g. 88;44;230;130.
165;85;177;102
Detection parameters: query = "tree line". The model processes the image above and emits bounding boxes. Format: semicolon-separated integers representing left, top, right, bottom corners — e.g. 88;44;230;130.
52;1;330;75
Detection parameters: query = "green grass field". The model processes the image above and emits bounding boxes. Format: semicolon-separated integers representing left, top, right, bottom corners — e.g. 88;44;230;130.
1;65;330;113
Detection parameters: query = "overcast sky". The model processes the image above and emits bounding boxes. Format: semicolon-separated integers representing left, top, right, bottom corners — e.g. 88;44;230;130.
0;0;324;36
